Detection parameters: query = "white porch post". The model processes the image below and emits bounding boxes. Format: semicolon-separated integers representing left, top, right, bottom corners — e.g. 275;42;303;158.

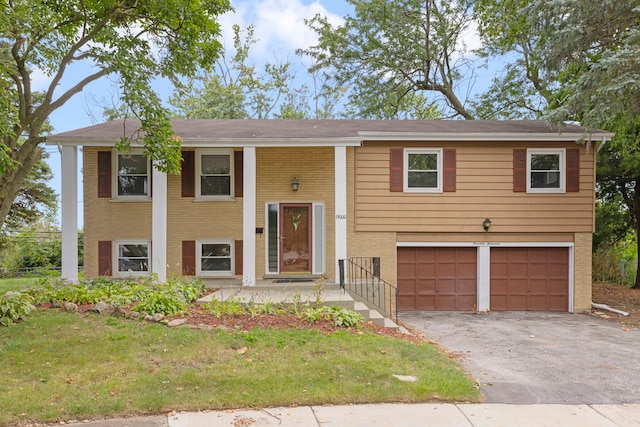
477;245;491;312
242;147;256;286
60;145;78;283
151;167;167;283
334;146;347;283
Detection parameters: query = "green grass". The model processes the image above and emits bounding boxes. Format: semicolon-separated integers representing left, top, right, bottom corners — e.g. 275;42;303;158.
0;310;480;426
0;277;39;294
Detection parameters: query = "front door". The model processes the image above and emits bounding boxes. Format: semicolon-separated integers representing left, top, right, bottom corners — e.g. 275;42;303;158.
280;203;312;273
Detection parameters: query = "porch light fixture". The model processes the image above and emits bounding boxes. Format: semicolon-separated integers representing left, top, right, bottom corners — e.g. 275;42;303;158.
291;178;299;192
483;218;492;231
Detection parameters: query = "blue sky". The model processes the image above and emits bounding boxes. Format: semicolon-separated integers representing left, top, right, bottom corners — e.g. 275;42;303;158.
42;0;484;228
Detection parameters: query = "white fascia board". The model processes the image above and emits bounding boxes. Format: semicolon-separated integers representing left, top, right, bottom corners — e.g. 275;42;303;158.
46;137;364;148
397;241;575;248
179;137;363;147
358;132;615;142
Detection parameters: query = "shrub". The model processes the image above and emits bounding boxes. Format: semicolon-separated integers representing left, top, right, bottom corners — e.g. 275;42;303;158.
202;296;245;318
131;291;188;316
0;291;36;326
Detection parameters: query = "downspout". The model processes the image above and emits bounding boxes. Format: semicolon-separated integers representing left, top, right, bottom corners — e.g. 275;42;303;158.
596;136;610;153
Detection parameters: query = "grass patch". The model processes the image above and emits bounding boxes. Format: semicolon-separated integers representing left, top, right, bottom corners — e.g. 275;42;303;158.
0;277;39;294
0;310;480;425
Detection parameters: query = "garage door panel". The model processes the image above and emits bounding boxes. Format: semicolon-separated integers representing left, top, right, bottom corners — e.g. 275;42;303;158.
530;267;549;278
549;264;568;277
398;295;417;310
491;279;508;294
397;247;477;311
507;296;528;310
549;296;568;311
490;247;568;312
437;263;457;277
416;295;436;311
417;279;437;294
416;263;436;277
457;263;477;277
457;279;477;294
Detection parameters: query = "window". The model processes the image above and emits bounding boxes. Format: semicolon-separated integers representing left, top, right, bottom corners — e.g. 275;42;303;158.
404;148;442;192
197;149;233;198
115;242;150;276
116;152;150;198
527;149;565;193
197;240;234;276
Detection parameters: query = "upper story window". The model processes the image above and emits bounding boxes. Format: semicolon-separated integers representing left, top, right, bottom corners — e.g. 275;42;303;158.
404;148;443;193
527;149;565;193
115;241;150;277
116;152;150;198
196;149;234;199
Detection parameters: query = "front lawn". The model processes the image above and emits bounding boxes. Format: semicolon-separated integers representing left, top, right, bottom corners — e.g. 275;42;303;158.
0;278;480;426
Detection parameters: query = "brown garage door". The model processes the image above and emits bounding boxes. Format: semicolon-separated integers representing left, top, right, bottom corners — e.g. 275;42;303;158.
490;247;568;312
397;247;477;311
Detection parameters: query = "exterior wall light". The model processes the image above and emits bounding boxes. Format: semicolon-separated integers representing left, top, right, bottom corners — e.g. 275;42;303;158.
483;218;492;231
291;178;299;192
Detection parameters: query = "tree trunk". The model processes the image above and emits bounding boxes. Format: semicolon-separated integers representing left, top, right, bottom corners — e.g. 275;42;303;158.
0;140;42;229
632;179;640;289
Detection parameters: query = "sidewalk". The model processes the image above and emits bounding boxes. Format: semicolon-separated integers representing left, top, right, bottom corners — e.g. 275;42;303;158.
64;403;640;427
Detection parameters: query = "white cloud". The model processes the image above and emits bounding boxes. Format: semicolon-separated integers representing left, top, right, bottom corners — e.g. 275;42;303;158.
222;0;344;63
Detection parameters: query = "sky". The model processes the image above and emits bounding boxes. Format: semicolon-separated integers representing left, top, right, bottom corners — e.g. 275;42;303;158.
41;0;486;229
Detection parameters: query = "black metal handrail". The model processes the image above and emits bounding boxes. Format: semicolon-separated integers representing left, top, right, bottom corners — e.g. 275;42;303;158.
340;257;398;322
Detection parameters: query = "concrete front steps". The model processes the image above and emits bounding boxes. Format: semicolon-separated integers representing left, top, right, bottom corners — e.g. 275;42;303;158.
195;282;403;332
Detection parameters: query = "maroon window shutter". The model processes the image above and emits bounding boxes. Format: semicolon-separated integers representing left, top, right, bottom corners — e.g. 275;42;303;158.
566;148;580;192
443;149;456;192
235;240;243;275
182;240;196;275
181;151;195;198
513;149;527;192
234;151;244;198
98;151;111;198
389;148;403;192
98;240;112;276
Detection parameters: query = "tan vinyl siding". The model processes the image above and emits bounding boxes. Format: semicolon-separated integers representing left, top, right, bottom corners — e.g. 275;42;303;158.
355;143;595;233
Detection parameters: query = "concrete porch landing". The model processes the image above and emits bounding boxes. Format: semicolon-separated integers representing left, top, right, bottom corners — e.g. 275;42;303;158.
196;281;402;331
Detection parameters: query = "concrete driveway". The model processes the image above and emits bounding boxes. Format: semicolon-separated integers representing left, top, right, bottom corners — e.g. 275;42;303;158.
400;311;640;404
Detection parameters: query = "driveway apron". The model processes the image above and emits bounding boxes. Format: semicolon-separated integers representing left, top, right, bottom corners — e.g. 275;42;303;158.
400;312;640;404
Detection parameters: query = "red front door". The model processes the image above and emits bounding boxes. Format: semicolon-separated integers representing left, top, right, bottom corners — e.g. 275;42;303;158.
280;203;312;273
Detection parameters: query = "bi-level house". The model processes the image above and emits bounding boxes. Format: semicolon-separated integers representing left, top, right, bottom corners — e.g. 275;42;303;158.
48;120;613;313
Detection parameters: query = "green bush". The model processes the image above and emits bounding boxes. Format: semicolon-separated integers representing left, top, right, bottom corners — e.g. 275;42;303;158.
0;291;36;326
25;277;205;315
202;296;245;317
131;291;188;316
301;305;363;328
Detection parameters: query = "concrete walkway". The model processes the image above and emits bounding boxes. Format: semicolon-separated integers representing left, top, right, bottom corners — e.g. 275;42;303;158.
63;403;640;426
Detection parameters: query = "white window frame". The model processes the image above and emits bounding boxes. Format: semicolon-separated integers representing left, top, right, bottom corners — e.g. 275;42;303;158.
114;240;150;277
527;148;565;193
197;239;235;277
404;148;443;193
196;148;234;200
113;149;151;200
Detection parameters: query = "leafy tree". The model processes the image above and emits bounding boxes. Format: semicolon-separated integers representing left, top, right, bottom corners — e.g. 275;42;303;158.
170;24;344;120
471;0;554;119
3;149;57;232
298;0;472;119
531;0;640;287
0;0;231;228
0;224;61;274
